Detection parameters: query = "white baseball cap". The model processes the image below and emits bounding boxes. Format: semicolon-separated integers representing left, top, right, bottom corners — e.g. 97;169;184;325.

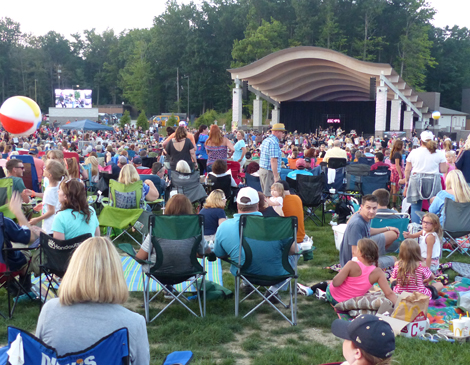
236;187;259;205
420;131;434;142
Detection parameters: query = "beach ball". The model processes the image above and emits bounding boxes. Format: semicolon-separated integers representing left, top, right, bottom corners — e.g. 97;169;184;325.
0;96;41;136
432;111;441;120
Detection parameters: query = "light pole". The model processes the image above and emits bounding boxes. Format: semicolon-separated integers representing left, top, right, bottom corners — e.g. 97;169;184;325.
183;75;189;122
57;66;62;89
34;79;37;102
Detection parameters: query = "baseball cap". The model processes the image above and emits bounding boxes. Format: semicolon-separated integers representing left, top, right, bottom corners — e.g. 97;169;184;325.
420;131;434;142
236;187;259;205
296;159;306;168
304;157;311;163
179;121;187;127
133;156;142;164
331;314;395;359
29;147;38;155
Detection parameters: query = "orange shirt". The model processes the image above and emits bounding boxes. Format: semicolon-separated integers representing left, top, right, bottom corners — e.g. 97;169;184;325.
282;194;305;243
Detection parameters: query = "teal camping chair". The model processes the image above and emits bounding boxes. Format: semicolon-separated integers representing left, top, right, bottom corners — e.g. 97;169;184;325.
235;215;299;325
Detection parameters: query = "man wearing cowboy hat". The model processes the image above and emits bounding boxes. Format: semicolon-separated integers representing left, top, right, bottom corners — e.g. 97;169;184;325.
259;123;286;196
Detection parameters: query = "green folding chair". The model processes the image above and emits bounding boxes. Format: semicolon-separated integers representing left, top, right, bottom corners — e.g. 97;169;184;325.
0;178;15;219
119;214;206;322
98;179;145;246
235;215;299;325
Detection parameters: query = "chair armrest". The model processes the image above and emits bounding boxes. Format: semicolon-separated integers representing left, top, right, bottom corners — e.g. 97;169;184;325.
118;243;152;265
220;257;242;268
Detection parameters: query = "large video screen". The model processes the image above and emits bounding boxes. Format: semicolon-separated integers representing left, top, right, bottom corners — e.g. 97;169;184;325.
54;89;92;108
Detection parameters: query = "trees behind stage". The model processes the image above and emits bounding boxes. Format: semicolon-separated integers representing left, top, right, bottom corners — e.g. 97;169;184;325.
0;0;469;117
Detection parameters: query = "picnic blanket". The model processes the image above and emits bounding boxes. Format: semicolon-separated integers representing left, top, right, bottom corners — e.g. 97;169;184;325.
120;256;223;292
451;262;470;278
333;281;470;330
32;256;224;301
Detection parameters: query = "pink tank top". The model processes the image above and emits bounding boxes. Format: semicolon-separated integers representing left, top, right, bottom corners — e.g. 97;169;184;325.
329;260;376;303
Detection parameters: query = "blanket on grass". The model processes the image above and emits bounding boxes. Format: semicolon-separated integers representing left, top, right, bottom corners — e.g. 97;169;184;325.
32;256;224;302
333;281;470;330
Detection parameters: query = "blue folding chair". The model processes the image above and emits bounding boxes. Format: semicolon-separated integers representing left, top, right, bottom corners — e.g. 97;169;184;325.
358;157;375;166
0;326;129;365
245;173;262;192
10;155;40;192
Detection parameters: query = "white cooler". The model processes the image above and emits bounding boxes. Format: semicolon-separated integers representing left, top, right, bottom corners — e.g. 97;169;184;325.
332;224;347;251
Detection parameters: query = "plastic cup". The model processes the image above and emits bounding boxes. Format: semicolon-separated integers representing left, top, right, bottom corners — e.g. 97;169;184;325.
452;319;466;337
461;317;470;336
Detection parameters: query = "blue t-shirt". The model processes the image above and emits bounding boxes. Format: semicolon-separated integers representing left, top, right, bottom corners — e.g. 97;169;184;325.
52;207;99;240
233;140;246;162
428;190;455;225
196;134;209;160
199;207;226;236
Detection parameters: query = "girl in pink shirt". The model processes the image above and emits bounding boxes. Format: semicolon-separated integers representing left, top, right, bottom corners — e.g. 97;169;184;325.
299;239;396;305
390;239;443;299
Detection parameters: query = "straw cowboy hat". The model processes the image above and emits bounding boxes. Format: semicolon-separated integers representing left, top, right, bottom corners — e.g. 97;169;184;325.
271;123;286;131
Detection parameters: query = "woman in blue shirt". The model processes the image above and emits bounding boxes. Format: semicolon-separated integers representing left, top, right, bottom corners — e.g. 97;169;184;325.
194;124;209;173
232;131;247;172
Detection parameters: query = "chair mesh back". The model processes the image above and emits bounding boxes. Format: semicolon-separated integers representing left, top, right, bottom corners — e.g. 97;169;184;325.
345;164;370;191
40;233;92;276
443;199;470;235
0;179;12;206
149;215;204;279
171;171;207;203
361;175;389;195
328;158;347;169
297;174;323;207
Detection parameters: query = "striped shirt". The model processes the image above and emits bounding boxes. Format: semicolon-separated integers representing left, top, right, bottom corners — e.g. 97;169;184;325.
259;134;281;173
391;262;432;297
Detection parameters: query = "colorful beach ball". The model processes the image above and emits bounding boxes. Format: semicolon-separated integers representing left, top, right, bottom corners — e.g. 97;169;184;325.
0;96;41;136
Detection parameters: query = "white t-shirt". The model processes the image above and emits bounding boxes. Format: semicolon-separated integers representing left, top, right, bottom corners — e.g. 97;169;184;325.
42;185;61;234
269;196;283;208
407;147;445;174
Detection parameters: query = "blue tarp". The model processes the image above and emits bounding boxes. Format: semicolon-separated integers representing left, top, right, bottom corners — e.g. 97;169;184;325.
61;119;114;131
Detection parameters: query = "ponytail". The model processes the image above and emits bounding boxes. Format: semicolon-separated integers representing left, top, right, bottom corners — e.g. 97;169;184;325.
194;124;207;145
424;140;437;154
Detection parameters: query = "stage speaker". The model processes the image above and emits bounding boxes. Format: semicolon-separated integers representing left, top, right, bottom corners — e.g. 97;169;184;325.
242;80;248;100
370;77;376;101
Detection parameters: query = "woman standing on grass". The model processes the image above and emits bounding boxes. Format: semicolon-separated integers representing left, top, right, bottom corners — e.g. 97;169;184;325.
205;125;234;172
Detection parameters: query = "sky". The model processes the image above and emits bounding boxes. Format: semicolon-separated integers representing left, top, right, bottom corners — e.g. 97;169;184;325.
1;0;469;38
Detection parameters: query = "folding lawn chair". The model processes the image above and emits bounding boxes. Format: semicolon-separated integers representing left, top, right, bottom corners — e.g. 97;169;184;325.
119;214;206;322
358;156;375;166
361;174;390;196
245;173;262;192
280;168;293;181
442;198;470;258
345;164;370;193
98;180;145;246
371;212;410;247
0;178;15;219
227;160;244;185
39;232;92;302
296;174;325;226
286;176;297;193
11;155;40;193
0;213;38;319
81;163;96;193
235;215;299;325
170;170;207;205
0;326;129;365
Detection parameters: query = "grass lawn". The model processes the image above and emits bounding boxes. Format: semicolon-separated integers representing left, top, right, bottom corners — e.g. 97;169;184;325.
0;210;470;364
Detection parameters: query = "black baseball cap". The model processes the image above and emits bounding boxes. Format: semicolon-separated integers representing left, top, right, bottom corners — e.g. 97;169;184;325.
304;157;311;163
331;315;395;359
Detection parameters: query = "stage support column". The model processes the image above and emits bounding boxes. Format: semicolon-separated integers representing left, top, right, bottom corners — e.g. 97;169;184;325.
253;95;263;131
232;78;243;130
375;85;388;137
272;105;280;125
390;96;401;131
404;106;413;139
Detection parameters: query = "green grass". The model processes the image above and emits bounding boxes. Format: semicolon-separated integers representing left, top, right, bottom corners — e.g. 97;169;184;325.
1;210;470;364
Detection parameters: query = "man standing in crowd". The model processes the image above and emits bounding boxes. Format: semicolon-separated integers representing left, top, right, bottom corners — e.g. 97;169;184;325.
259;124;285;196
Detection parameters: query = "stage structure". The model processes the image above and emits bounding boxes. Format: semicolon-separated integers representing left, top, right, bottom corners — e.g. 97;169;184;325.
228;47;431;137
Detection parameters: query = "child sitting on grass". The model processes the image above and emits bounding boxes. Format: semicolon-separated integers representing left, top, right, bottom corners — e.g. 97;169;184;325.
390;239;443;299
298;238;397;306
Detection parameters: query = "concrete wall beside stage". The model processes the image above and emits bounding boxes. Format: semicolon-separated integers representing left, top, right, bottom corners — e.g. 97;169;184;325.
48;108;99;125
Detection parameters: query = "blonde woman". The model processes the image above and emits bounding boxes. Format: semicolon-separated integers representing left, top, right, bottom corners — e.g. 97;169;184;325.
429;169;470;225
35;237;150;364
117;164;159;209
456;134;470;183
199;189;227;240
84;156;99;183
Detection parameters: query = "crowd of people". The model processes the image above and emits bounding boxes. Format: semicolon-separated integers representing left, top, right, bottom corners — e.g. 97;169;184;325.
3;120;470;364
